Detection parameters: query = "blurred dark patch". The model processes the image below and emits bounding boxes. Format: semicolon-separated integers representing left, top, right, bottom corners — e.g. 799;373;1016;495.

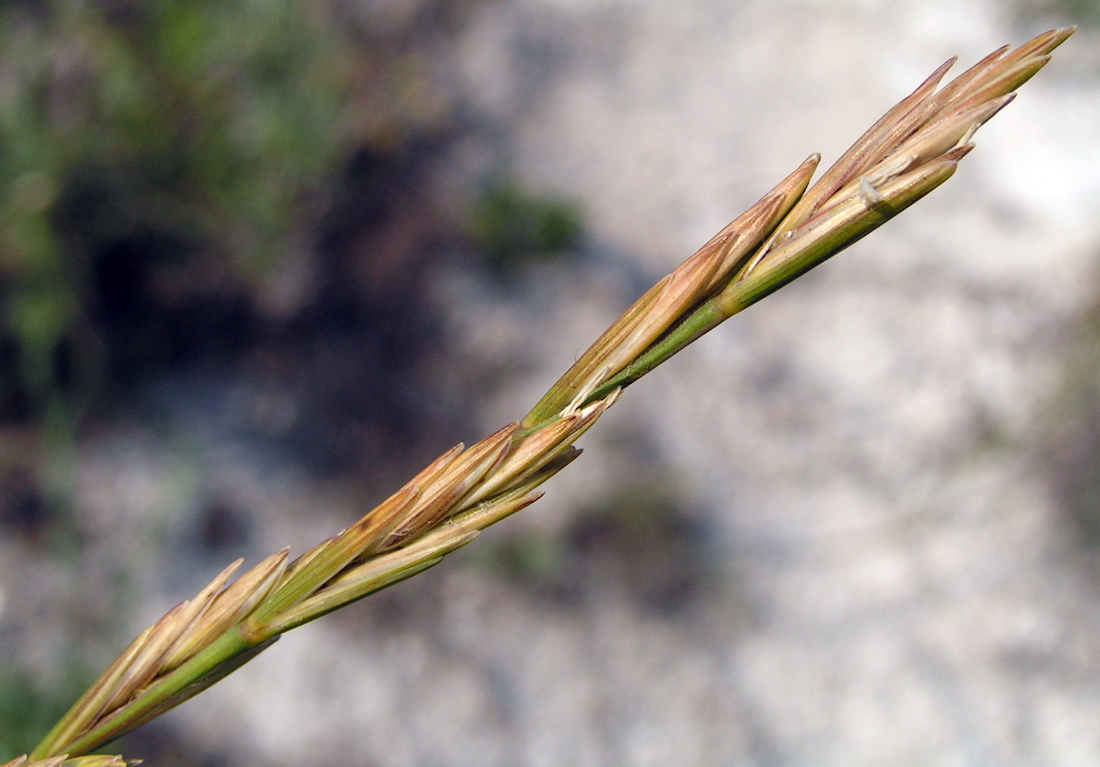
0;0;591;485
1045;289;1100;550
53;167;256;380
0;339;32;422
195;495;251;553
1051;426;1100;546
318;142;447;303
353;556;452;632
277;141;454;473
467;180;584;277
119;718;235;767
475;482;715;614
0;0;471;449
0;432;55;542
0;478;51;542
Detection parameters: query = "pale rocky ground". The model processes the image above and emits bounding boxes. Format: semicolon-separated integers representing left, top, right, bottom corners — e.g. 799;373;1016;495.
5;1;1100;765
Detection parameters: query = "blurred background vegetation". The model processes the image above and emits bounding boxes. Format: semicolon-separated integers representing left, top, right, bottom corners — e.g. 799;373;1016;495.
1;0;445;426
0;0;584;500
0;0;583;760
1024;0;1100;24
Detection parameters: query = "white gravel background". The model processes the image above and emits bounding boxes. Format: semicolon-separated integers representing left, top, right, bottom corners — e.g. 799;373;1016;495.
186;2;1100;766
7;1;1099;766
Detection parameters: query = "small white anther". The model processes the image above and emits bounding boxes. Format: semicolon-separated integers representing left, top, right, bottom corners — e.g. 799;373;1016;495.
561;365;611;418
858;176;884;206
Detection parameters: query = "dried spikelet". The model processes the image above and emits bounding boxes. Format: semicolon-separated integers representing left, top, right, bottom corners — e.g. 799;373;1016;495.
258;488;548;638
98;601;193;713
514;393;616;493
451;490;546;534
736;30;1071;290
379;422;519;549
160;549;288;670
941;28;1072;110
462;415;582;506
336;493;543;596
339;487;423;560
278;535;337;586
278;451;455;582
810;91;1005;223
478;394;615;505
745;153;963;288
700;155;820;293
495;446;583;501
767;55;957;240
525;278;667;425
72;551;288;726
405;441;467;489
523;153;817;426
248;486;419;626
0;758;131;767
156;559;243;672
260;537;459;636
579;33;1074;408
873;94;1009;173
590;193;785;384
754;31;1059;260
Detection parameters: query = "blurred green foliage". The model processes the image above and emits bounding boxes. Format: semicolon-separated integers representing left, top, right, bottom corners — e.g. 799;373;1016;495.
1020;0;1100;24
0;667;93;761
0;0;444;420
468;181;583;273
1058;0;1100;22
1049;300;1100;548
474;481;713;612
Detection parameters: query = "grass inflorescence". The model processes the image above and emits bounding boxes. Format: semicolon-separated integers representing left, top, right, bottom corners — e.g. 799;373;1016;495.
12;27;1074;766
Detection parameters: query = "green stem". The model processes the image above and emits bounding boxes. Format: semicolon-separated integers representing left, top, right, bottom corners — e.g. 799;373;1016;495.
588;296;728;402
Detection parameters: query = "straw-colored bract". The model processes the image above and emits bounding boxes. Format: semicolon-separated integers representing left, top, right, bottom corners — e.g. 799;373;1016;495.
2;755;135;767
18;27;1073;765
